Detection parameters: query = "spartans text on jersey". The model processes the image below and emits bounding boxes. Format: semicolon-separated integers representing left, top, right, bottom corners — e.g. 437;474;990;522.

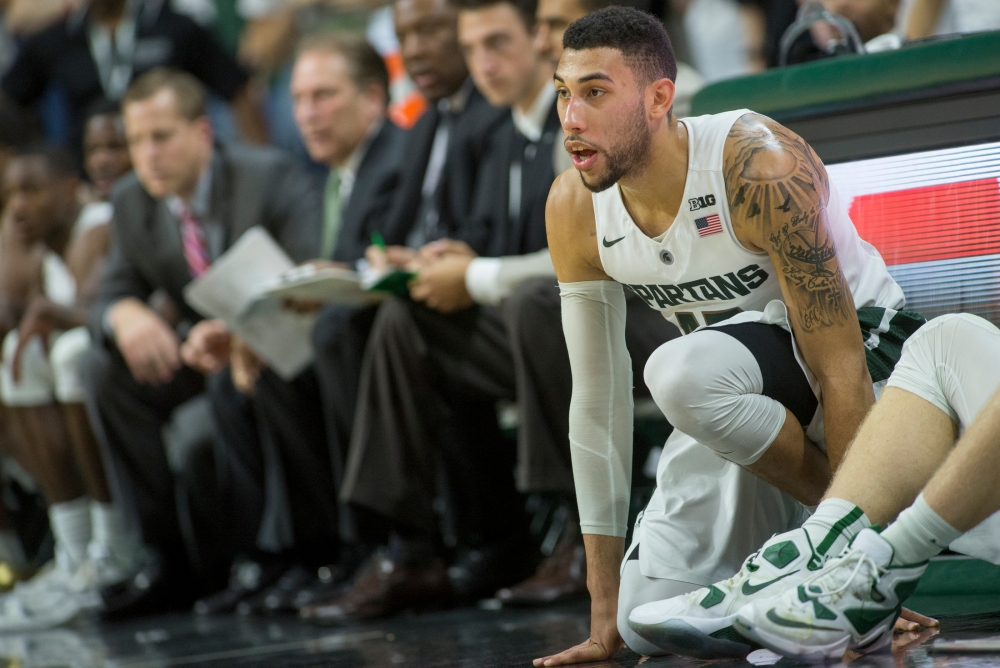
623;263;769;309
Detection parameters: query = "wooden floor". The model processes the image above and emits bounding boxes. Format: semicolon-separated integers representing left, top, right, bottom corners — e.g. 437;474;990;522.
2;598;999;668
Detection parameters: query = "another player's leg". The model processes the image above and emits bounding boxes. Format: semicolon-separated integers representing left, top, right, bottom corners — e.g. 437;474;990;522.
735;314;1000;661
52;329;138;581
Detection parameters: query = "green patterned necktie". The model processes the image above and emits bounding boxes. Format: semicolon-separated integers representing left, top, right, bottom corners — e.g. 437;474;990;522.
322;169;342;259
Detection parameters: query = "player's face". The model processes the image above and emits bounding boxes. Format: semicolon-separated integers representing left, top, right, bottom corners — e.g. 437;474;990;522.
84;113;131;199
534;0;588;64
458;4;540;108
124;89;212;199
555;47;652;193
2;157;74;245
394;0;468;101
292;50;382;168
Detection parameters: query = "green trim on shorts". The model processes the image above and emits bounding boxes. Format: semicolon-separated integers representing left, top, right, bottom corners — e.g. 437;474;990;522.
857;307;926;383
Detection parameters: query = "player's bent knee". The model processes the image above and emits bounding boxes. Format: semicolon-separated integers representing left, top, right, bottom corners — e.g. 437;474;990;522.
0;331;55;406
51;327;91;403
644;338;710;426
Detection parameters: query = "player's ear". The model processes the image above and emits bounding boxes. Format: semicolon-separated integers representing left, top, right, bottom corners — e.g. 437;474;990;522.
647;77;675;121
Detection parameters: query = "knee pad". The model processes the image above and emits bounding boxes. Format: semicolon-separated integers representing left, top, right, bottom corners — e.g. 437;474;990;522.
643;330;785;465
50;327;92;403
0;331;55;406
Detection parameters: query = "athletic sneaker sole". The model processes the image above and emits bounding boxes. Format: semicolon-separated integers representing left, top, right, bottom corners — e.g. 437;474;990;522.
733;616;894;663
733;616;850;662
630;618;757;659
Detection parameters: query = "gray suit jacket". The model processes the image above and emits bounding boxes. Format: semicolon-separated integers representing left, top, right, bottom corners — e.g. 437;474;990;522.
90;142;322;337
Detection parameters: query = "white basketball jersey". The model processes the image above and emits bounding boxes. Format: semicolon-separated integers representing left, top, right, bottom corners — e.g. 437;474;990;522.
594;108;905;334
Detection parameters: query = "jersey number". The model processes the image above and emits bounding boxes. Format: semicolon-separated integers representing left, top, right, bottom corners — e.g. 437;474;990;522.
675;308;744;334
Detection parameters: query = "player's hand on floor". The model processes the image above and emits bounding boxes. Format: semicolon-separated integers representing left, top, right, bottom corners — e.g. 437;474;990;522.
533;599;623;668
533;634;624;666
895;607;938;632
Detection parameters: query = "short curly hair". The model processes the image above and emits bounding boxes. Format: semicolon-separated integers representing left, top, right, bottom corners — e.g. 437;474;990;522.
563;6;676;85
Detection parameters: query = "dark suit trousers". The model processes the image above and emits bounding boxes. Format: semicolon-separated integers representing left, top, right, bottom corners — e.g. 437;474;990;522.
311;304;380;543
341;296;519;545
248;368;339;565
341;278;681;537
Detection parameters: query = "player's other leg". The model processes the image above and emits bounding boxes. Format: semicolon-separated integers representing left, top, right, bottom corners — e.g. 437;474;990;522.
736;314;1000;661
617;545;702;656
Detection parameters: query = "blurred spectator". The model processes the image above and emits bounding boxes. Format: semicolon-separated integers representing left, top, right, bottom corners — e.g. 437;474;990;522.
0;0;17;76
183;34;406;616
0;0;268;164
682;0;765;80
0;102;35;208
81;100;132;203
80;68;320;617
3;0;83;37
0;140;134;631
901;0;1000;39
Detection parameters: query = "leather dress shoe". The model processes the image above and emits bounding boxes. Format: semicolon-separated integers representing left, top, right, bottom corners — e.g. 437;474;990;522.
193;558;289;615
101;558;197;619
495;531;587;606
300;549;451;623
449;535;538;603
236;564;315;615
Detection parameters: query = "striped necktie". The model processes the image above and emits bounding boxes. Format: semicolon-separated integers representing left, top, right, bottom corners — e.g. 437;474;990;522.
180;204;210;278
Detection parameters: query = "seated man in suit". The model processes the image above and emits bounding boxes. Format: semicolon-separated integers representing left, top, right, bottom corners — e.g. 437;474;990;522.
306;0;562;623
298;0;510;618
181;35;407;615
80;68;323;616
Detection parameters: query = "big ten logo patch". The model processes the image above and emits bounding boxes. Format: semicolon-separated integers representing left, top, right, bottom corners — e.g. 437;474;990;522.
688;194;716;211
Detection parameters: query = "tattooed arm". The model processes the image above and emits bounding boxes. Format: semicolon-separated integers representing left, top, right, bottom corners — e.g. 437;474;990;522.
724;113;873;470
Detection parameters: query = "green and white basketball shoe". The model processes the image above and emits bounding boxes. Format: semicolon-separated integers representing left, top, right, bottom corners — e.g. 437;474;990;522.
734;529;927;662
628;528;823;659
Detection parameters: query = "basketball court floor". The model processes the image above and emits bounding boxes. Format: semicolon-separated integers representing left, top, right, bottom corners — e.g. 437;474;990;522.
3;554;999;667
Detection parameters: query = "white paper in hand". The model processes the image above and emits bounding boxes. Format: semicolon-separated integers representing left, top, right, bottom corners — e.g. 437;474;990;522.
263;264;384;306
184;227;315;380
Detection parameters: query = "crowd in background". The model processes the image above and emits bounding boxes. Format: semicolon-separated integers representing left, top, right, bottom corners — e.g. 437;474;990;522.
0;0;996;632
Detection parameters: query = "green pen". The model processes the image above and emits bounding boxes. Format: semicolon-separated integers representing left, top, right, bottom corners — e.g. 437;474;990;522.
371;232;386;251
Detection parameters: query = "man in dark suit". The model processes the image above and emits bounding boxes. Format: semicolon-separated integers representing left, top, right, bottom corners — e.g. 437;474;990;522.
303;0;558;623
302;0;509;607
80;68;322;615
180;36;407;615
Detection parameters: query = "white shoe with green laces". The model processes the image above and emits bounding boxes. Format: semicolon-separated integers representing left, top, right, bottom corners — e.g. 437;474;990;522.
734;529;928;662
628;528;824;659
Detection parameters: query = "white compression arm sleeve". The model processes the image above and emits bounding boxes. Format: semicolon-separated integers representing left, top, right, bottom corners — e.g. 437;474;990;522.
560;280;633;537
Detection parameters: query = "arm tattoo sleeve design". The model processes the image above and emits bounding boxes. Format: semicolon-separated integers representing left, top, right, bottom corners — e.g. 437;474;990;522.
723;115;852;331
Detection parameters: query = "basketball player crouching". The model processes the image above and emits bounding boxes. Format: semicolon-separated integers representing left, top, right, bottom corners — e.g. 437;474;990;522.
535;7;928;666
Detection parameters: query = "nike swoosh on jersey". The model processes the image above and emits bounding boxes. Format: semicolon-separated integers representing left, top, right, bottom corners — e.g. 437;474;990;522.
741;570;800;596
765;609;841;632
603;236;626;247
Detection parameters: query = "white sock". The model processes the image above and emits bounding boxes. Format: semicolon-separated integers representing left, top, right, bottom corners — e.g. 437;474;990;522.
802;498;871;559
0;529;26;569
90;501;135;567
882;493;963;566
49;497;92;569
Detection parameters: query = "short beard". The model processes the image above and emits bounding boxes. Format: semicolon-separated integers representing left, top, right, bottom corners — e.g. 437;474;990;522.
578;99;652;193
